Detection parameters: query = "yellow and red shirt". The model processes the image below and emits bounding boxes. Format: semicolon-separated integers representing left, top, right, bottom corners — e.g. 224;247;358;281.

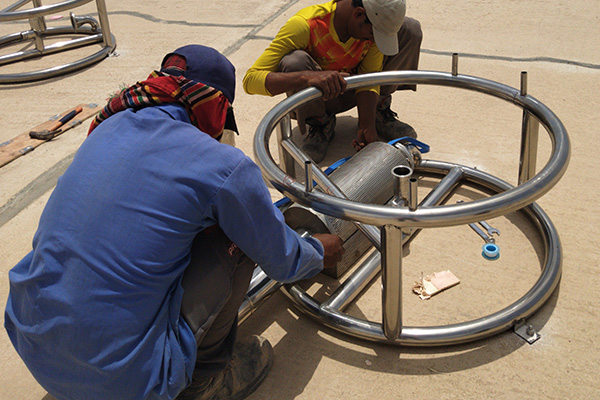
243;0;383;96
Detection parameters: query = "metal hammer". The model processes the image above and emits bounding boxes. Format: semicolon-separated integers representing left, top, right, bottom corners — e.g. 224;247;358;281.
29;106;83;140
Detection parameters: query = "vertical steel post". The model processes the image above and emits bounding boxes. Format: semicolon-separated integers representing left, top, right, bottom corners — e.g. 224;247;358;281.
30;0;46;52
276;114;296;177
452;53;459;76
382;165;408;340
381;224;403;340
518;72;540;184
408;177;418;211
96;0;115;48
391;165;412;206
304;161;313;192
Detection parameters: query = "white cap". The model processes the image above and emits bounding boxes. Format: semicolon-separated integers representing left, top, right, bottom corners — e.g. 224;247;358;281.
362;0;406;56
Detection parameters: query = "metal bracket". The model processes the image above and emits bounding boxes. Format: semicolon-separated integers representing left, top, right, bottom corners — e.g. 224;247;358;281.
514;320;541;344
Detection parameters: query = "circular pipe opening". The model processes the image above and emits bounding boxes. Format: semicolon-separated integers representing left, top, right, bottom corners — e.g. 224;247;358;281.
392;165;412;177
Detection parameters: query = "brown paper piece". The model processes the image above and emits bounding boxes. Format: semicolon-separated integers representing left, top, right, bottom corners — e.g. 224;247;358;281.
412;270;460;300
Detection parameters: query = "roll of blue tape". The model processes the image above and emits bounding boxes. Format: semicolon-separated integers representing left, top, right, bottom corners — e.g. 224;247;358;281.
482;243;500;260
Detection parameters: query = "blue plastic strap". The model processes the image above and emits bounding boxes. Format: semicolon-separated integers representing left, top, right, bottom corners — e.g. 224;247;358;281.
388;137;430;154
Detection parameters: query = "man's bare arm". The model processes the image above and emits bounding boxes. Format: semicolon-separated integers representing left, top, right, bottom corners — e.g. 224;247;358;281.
265;70;349;100
352;90;379;150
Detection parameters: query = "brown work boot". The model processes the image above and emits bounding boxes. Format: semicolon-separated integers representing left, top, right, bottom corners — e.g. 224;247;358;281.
177;335;273;400
376;96;417;142
301;115;336;163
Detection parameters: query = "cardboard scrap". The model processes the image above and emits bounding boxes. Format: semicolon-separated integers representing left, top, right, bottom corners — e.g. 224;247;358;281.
412;270;460;300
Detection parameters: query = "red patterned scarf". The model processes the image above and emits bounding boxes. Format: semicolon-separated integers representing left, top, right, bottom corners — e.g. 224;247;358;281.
88;55;229;139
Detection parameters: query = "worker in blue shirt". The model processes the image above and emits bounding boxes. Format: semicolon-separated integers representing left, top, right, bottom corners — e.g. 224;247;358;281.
4;45;344;400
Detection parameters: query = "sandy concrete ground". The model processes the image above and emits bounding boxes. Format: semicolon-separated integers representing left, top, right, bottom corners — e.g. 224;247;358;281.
1;0;599;399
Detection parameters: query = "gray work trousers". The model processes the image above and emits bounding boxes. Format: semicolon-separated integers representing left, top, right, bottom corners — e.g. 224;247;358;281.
279;17;422;133
180;226;256;378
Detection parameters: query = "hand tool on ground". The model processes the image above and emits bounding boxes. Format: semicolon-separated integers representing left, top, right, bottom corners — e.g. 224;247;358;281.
29;106;83;140
1;103;101;169
479;220;500;237
456;200;496;243
469;222;495;243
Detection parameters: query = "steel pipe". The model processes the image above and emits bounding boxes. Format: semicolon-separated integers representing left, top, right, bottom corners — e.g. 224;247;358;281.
391;165;413;206
519;111;540;184
251;69;568;346
408;177;418;211
276;114;295;176
281;161;562;345
280;138;382;251
238;269;282;323
320;165;455;313
381;224;403;340
322;250;381;312
304;161;314;192
0;31;104;66
254;71;570;229
452;53;459;76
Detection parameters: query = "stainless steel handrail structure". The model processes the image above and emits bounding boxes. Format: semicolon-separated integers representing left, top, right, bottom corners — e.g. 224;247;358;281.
251;61;570;346
0;0;115;83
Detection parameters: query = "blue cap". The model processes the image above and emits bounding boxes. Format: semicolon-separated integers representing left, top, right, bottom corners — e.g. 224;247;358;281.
160;45;236;104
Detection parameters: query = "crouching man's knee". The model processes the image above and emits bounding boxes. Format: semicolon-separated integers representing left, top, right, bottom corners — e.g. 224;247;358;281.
279;50;322;73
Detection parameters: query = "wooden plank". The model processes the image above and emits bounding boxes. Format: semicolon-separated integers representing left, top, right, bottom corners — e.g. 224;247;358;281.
0;103;102;168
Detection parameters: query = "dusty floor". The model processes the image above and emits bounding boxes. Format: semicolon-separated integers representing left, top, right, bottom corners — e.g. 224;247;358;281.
1;0;599;399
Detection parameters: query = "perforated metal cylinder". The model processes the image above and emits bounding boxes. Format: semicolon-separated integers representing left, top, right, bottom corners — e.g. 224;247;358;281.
284;142;413;277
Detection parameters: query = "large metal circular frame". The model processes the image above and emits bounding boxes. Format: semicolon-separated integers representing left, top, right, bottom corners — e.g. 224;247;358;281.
253;71;569;346
0;0;116;83
255;71;570;228
285;161;562;345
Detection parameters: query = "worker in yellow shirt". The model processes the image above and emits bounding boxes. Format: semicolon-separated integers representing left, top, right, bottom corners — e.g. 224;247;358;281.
243;0;422;162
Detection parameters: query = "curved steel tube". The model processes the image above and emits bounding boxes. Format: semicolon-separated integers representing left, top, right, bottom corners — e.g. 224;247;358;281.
281;161;562;346
252;70;567;345
0;0;91;21
254;71;570;229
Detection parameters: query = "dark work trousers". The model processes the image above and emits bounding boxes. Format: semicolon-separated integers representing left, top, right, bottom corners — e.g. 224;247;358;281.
278;17;422;134
180;226;256;379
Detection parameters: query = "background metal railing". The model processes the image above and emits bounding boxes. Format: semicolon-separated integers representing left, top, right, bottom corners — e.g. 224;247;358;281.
0;0;116;83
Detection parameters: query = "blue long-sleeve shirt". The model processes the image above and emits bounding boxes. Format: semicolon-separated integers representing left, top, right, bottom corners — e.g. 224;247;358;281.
5;104;324;400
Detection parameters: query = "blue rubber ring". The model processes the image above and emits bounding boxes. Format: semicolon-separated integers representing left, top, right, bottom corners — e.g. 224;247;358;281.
482;243;500;260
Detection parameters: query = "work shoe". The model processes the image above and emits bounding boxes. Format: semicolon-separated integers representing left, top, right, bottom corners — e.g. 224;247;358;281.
375;97;417;142
301;115;336;163
177;335;273;400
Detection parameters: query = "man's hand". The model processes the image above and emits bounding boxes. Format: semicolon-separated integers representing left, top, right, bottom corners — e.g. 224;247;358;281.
312;233;345;268
352;125;379;151
304;71;349;100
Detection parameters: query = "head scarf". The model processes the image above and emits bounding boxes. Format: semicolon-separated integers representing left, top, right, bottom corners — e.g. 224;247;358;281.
88;45;236;140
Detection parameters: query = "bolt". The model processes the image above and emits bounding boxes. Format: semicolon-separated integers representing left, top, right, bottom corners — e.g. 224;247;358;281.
526;325;535;336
